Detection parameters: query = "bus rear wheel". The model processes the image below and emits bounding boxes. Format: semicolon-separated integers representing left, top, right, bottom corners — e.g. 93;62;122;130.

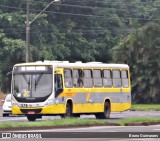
103;101;110;119
95;101;110;119
27;115;36;121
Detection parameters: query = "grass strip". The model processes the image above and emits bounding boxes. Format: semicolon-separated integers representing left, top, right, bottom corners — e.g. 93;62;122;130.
131;104;160;111
119;118;160;126
0;118;110;129
1;117;160;129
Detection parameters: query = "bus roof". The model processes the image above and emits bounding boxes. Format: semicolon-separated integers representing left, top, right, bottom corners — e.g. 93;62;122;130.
14;61;129;69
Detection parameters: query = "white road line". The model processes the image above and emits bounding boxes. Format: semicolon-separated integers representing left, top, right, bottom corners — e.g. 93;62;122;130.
14;126;120;132
153;129;160;131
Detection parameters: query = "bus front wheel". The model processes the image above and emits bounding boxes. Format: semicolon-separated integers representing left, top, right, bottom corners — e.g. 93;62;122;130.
61;102;73;118
27;115;36;121
66;102;73;117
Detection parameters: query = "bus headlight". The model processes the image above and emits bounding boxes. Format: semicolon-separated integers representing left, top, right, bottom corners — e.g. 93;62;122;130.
12;98;18;106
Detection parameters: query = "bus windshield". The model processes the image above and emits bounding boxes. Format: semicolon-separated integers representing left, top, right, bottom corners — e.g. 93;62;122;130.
12;66;53;102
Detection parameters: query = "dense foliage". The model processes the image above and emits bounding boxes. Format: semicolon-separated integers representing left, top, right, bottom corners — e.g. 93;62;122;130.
0;0;160;103
112;22;160;103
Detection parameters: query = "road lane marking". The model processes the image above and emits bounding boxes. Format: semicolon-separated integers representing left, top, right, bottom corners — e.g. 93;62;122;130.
153;129;160;131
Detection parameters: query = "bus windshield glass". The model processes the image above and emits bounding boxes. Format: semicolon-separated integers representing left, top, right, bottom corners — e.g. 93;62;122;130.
12;66;53;102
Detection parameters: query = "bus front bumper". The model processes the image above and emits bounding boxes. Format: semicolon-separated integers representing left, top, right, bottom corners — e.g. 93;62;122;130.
12;104;66;115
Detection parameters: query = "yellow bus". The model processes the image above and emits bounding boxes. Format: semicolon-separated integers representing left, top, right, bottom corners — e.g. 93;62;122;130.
11;61;131;121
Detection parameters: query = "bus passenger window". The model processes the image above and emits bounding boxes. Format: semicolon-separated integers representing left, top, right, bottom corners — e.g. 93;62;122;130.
121;70;129;87
55;74;63;98
113;70;121;87
64;69;73;88
93;69;102;87
83;69;93;88
73;69;83;87
103;70;112;87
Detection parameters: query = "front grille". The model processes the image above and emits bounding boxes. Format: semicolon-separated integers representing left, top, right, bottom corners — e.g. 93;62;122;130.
14;95;50;103
4;110;12;113
20;108;42;114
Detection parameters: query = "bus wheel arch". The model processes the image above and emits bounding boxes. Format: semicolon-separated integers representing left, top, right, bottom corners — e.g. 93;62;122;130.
95;98;111;119
103;99;111;119
61;99;73;118
66;99;73;117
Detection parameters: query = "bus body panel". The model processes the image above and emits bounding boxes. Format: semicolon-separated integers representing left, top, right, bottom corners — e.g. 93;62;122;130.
12;102;131;115
11;61;131;118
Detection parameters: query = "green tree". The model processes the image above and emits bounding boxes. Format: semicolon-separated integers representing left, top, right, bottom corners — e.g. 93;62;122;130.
1;0;160;98
111;22;160;103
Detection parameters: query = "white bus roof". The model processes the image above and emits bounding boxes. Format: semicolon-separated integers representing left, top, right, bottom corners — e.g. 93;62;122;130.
14;61;129;69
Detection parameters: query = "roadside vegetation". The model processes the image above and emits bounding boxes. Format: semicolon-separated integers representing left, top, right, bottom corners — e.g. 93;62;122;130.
0;117;160;130
0;0;160;103
119;118;160;126
0;92;6;106
131;104;160;111
0;118;111;129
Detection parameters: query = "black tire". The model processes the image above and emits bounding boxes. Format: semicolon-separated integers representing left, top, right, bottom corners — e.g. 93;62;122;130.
95;113;101;119
61;102;73;118
27;115;36;121
95;101;110;119
103;101;110;119
65;102;72;117
3;113;9;117
73;114;80;118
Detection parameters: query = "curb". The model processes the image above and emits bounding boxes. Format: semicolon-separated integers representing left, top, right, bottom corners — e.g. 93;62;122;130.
125;122;160;126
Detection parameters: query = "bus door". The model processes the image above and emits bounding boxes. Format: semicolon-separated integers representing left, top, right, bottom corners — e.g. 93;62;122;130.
54;73;63;98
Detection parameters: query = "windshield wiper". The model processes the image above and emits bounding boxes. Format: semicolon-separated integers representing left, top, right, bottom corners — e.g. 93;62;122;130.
23;74;30;90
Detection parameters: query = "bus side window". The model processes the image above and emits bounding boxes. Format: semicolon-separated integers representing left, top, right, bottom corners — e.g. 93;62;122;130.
73;69;83;87
64;69;73;88
112;70;121;87
121;70;129;87
93;69;102;87
103;70;112;87
83;69;93;88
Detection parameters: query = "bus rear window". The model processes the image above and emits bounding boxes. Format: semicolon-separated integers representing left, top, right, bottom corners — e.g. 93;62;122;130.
121;70;129;88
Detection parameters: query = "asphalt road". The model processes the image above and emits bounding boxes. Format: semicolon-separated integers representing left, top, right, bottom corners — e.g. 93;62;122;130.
0;107;160;122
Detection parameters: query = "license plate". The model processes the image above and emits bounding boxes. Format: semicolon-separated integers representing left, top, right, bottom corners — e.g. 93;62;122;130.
27;111;35;114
